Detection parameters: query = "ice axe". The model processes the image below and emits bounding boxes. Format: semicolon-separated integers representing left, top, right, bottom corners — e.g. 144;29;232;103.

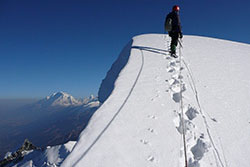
178;39;183;48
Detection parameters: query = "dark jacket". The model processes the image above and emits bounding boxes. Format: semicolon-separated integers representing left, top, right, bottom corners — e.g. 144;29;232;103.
165;11;182;34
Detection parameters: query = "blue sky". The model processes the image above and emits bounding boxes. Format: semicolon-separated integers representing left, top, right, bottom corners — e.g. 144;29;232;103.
1;0;250;98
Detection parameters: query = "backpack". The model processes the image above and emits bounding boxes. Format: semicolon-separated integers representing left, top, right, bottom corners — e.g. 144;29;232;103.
165;14;172;32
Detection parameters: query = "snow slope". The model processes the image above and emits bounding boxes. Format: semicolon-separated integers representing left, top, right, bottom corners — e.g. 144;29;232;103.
62;34;250;167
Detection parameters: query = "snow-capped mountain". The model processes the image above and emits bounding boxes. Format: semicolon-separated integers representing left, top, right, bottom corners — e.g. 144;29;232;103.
61;34;250;167
37;91;83;107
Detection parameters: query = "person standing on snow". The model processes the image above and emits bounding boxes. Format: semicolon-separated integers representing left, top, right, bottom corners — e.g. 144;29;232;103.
165;5;183;58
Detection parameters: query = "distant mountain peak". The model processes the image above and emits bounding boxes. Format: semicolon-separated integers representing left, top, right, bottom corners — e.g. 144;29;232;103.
52;91;70;97
82;94;97;104
40;91;82;107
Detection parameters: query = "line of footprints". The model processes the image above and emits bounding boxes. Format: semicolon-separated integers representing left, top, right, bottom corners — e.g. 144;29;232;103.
165;53;211;167
139;39;213;166
142;114;158;163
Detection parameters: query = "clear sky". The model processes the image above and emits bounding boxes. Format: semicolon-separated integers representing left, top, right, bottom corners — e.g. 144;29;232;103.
1;0;250;98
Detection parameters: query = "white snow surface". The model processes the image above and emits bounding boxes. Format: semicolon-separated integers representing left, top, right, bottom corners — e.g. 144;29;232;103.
62;34;250;167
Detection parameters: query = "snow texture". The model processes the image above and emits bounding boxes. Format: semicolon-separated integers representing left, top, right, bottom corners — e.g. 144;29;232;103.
61;34;250;167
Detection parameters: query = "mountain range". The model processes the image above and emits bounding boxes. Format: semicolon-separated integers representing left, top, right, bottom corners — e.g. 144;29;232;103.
0;92;99;161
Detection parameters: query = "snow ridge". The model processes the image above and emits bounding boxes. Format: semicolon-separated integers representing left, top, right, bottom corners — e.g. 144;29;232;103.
62;34;250;167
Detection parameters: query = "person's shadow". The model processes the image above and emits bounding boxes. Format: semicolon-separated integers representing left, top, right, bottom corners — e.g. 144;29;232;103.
132;46;168;55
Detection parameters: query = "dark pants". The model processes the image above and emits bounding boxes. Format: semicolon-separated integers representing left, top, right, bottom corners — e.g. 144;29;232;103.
169;32;179;54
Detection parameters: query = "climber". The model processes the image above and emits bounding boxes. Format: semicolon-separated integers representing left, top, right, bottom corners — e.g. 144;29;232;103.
165;5;183;58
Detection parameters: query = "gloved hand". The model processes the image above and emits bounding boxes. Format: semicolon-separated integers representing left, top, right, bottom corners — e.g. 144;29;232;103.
179;32;183;39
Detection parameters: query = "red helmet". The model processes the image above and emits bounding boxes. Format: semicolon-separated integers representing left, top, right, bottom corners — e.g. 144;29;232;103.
172;5;180;11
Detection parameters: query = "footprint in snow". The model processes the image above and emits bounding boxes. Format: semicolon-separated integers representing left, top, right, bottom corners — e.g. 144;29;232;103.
140;139;149;145
178;120;194;135
172;73;183;80
185;106;199;120
169;61;177;67
166;66;175;73
147;128;155;133
211;118;218;122
191;138;210;161
188;159;200;167
147;155;155;162
174;66;184;71
173;114;195;135
148;115;157;119
172;92;181;103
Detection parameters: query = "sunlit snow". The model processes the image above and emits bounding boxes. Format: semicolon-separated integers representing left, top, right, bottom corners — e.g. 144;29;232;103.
62;34;250;167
